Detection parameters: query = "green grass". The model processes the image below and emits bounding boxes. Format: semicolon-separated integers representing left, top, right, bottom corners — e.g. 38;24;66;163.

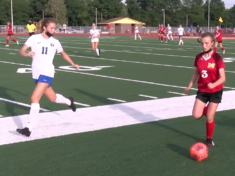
0;36;235;175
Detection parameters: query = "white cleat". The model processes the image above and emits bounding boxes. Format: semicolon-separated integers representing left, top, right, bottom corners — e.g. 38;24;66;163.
16;41;19;45
5;45;9;47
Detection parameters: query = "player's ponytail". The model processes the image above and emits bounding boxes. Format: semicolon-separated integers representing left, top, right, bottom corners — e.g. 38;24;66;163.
36;18;57;33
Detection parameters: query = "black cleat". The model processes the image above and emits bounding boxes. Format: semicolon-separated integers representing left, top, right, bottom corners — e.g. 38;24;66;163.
68;97;76;112
206;138;215;147
17;127;31;137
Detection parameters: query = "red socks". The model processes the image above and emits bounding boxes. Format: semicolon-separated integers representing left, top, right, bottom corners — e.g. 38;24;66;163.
221;47;225;51
206;121;215;139
6;39;9;45
12;39;17;43
214;47;217;53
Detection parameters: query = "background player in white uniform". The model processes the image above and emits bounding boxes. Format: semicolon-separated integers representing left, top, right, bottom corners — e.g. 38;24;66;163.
17;18;79;137
178;24;184;45
63;23;67;33
134;25;142;40
167;23;173;41
89;23;101;57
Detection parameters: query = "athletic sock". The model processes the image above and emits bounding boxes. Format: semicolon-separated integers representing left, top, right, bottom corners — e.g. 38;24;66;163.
206;121;215;139
139;35;141;39
221;47;225;51
135;34;137;40
6;39;9;45
214;47;217;53
54;94;71;106
12;39;17;43
27;103;40;131
96;48;100;56
202;106;209;117
171;36;173;41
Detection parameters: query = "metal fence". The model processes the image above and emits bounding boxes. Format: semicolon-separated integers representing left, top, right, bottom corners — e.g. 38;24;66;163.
0;25;235;35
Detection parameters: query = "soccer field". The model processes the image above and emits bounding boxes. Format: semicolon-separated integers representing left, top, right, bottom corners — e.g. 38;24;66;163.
0;36;235;175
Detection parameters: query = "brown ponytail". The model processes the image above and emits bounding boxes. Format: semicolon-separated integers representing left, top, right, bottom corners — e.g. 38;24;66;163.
36;18;57;33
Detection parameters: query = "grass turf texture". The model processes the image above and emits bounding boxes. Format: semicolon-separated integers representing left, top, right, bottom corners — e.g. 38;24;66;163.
0;36;235;175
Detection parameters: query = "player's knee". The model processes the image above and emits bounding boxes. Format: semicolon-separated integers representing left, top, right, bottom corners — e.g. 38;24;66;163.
192;112;203;119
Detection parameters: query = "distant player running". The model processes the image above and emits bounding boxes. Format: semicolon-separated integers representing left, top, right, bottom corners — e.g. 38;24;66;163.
89;23;101;56
214;26;225;54
178;25;184;45
158;24;161;41
167;24;173;42
185;32;226;147
17;18;79;137
159;24;167;43
5;22;19;47
134;25;142;40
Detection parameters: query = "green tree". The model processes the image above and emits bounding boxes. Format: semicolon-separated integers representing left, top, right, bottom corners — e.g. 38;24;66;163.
29;0;49;22
45;0;67;23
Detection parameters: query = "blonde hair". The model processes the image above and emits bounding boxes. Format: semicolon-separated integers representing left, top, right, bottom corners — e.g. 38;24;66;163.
36;18;57;33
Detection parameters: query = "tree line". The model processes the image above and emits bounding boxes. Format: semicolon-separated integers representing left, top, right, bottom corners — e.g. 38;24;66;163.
0;0;234;27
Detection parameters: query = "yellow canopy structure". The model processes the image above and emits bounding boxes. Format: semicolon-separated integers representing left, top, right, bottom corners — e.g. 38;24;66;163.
98;17;145;25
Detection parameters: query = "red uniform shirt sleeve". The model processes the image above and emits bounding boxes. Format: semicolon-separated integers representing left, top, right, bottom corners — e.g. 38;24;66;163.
216;54;225;69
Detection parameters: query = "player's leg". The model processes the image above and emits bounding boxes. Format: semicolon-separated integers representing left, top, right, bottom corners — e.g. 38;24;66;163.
192;99;207;120
178;36;182;45
44;87;76;111
138;33;142;40
167;33;170;40
205;102;219;147
219;42;225;54
134;33;137;40
94;42;100;56
6;35;10;46
10;35;18;44
214;41;218;52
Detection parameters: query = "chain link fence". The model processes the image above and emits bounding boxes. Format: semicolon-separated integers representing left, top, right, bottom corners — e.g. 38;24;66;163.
0;25;235;35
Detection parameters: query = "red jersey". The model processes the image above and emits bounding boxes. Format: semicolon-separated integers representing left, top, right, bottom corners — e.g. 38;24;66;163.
160;27;166;34
214;30;222;42
7;25;13;35
194;52;225;93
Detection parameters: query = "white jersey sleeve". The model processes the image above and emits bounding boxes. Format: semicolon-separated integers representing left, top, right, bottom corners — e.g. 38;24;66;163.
56;40;63;53
25;36;34;47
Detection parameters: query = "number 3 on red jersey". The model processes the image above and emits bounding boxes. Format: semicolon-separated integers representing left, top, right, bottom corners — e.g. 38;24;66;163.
201;70;208;78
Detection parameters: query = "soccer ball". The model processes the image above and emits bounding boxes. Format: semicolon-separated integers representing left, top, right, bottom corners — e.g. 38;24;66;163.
190;143;208;162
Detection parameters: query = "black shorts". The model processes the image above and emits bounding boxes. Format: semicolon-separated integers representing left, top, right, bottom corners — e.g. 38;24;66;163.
29;32;35;36
196;89;223;104
217;41;222;43
7;34;13;36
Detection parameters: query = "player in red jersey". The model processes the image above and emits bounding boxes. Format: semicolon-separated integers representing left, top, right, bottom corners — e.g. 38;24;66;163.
159;24;167;43
185;32;226;147
214;26;225;54
5;22;19;47
158;24;161;40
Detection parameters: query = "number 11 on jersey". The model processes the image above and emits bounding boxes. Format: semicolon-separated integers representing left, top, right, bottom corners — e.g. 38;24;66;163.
42;47;48;55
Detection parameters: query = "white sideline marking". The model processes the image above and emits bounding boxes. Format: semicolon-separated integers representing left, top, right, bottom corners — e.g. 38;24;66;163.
107;98;126;103
74;102;90;107
0;60;198;90
0;90;235;146
168;91;187;96
9;53;16;55
139;94;158;99
0;97;49;112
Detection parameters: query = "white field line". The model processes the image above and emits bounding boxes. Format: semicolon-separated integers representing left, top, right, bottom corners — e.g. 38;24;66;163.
0;97;50;112
9;53;16;55
167;91;187;96
139;94;158;99
0;60;234;91
107;98;126;103
73;102;90;107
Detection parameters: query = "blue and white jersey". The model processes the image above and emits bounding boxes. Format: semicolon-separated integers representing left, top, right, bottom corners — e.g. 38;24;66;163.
90;28;100;43
25;34;63;79
178;27;184;36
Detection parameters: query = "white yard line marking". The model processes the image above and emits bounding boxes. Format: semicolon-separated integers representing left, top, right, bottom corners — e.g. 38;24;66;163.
0;97;49;112
1;90;235;146
167;91;187;96
9;53;16;55
139;94;158;99
73;102;90;107
107;98;126;103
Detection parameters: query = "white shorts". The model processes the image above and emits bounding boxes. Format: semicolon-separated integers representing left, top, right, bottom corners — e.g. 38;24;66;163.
135;30;139;34
91;38;99;43
168;31;172;34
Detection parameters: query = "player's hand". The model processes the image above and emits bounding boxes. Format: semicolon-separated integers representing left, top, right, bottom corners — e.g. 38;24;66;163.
73;64;79;70
207;83;214;89
184;87;190;95
27;51;35;57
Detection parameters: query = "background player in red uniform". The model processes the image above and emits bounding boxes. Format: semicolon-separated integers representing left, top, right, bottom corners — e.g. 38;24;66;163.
159;24;167;43
214;26;225;54
158;24;161;41
185;32;226;147
5;22;19;47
